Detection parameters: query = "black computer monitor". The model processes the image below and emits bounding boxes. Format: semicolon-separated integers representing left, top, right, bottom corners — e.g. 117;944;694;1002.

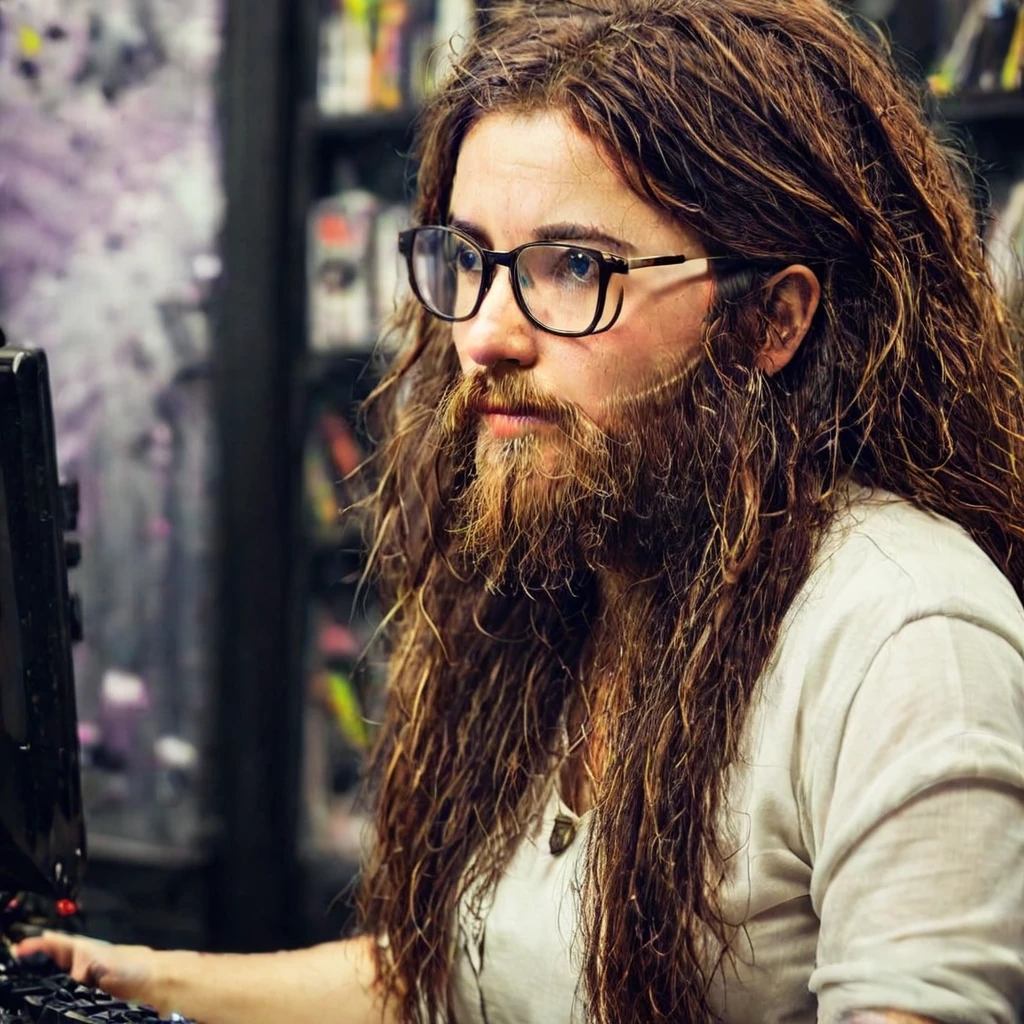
0;340;85;901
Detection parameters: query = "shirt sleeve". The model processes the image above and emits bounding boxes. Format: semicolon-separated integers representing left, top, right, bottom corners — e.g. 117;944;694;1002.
805;614;1024;1024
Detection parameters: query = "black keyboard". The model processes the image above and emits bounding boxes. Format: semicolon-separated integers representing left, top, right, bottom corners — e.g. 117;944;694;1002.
0;950;194;1023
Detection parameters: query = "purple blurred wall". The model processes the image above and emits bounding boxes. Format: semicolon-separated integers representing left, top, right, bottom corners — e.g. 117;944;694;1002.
0;0;223;845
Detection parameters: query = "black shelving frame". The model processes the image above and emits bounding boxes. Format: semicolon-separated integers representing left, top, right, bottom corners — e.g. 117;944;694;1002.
209;0;307;953
938;90;1024;124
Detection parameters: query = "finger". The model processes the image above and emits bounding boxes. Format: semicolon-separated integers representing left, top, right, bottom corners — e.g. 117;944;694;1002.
78;958;111;989
19;932;99;954
15;928;81;950
11;939;46;957
70;950;115;988
77;957;148;1000
13;936;75;969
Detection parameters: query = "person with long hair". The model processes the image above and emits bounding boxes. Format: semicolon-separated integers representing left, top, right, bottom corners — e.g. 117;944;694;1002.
19;1;1024;1021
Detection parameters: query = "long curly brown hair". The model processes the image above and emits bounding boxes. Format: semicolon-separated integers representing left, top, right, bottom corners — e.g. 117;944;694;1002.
354;1;1024;1021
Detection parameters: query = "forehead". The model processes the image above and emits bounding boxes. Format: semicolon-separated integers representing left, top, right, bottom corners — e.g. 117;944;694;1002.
454;111;627;191
449;111;654;242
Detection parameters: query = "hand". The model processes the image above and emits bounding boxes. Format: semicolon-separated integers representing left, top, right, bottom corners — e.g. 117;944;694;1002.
16;933;389;1024
14;932;178;1014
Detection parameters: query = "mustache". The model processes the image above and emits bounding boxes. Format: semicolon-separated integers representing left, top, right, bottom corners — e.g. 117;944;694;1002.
436;345;706;444
438;371;585;438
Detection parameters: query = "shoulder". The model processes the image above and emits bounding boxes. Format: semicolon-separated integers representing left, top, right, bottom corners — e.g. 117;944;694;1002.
777;484;1024;685
762;485;1024;805
816;483;1023;636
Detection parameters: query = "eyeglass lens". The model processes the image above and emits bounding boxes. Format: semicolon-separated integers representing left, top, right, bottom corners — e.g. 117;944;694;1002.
409;227;610;334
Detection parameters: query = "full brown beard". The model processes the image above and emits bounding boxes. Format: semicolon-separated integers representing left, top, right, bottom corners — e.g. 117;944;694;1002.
436;356;709;595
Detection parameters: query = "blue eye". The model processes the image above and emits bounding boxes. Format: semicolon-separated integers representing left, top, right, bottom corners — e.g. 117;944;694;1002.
455;244;481;273
566;251;596;282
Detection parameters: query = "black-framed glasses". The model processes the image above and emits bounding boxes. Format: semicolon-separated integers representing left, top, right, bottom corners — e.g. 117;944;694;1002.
398;225;728;338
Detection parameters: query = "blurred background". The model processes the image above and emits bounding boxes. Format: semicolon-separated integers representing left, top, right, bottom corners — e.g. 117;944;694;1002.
0;0;1021;955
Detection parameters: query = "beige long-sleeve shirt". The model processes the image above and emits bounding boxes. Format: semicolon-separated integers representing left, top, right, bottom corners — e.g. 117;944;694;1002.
449;487;1024;1023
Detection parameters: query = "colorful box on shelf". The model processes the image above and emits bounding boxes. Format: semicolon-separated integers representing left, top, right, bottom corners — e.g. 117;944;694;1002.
317;0;475;116
929;0;1024;97
308;187;411;353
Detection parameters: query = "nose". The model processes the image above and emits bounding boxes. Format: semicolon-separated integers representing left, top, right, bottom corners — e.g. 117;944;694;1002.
454;265;539;371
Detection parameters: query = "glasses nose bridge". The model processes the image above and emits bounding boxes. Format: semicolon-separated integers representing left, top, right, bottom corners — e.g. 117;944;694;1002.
477;245;523;311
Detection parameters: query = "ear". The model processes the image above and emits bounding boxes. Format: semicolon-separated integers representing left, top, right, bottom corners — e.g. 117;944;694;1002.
756;265;820;375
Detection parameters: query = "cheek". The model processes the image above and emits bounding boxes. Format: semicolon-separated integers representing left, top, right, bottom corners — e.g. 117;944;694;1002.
641;278;714;357
594;284;712;385
559;283;712;424
449;280;713;425
538;345;646;431
451;325;475;375
639;284;712;378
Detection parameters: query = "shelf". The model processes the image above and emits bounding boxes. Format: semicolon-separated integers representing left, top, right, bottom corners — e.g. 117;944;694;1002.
309;105;418;141
938;91;1024;125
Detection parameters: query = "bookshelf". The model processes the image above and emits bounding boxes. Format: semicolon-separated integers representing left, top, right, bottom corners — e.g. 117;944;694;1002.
281;0;478;940
911;0;1024;299
939;90;1024;123
936;90;1024;205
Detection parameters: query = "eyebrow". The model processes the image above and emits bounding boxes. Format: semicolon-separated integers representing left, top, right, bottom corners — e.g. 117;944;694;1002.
448;216;639;256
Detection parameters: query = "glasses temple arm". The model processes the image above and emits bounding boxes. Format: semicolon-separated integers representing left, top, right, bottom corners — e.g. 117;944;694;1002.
625;254;693;270
627;252;759;269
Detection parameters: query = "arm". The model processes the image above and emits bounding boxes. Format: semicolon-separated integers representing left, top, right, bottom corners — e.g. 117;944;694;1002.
15;932;397;1024
807;616;1024;1023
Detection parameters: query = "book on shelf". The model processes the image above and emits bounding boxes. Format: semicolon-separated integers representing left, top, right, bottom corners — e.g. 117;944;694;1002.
988;178;1024;303
930;0;1024;96
317;0;475;116
307;183;412;354
301;607;376;858
303;398;365;543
